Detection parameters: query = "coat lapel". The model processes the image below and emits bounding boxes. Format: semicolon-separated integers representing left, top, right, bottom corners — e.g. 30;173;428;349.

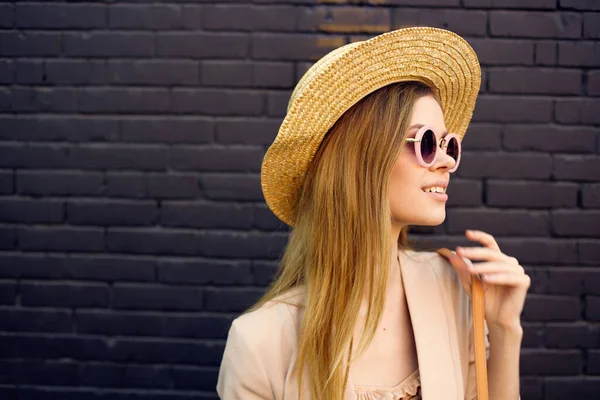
399;251;462;400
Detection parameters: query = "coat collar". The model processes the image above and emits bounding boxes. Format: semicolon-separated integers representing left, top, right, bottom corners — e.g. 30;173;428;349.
399;250;464;400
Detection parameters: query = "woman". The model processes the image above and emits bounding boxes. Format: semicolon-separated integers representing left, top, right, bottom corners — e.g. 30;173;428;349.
217;27;530;400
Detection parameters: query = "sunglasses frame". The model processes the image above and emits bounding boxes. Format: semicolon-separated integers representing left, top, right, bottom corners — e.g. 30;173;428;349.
405;125;461;173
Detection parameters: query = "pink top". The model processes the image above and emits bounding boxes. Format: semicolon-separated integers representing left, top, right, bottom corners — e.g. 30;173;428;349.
353;369;421;399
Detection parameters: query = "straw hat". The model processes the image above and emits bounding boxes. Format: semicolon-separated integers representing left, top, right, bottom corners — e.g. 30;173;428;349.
261;27;481;226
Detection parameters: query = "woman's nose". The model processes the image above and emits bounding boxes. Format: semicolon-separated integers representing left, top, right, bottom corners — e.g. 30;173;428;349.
431;146;456;171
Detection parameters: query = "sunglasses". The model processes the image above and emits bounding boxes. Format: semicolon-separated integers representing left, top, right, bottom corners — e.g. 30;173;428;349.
405;125;461;173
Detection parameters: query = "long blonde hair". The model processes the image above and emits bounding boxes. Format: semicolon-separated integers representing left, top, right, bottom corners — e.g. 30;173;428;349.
251;81;436;399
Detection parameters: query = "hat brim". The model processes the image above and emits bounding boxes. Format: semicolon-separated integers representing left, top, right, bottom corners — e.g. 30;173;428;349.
262;27;481;226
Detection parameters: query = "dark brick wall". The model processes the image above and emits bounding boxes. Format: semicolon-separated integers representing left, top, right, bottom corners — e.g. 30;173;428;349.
0;0;598;399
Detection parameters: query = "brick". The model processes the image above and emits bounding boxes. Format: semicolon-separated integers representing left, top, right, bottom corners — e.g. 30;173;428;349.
216;118;281;145
587;296;600;320
447;209;549;236
497;238;577;265
0;3;14;27
169;146;263;172
394;9;487;36
589;70;600;95
520;349;582;375
253;260;279;286
252;33;346;61
559;0;600;10
64;32;154;57
546;323;600;348
0;143;70;169
487;180;578;208
522;294;580;321
199;231;287;259
200;174;263;201
201;60;294;89
589;350;600;374
267;91;292;117
464;0;556;8
520;377;543;400
9;87;78;113
0;31;61;56
15;3;106;29
17;171;104;196
299;7;391;33
521;322;544;347
76;310;162;336
110;338;223;365
1;359;79;385
457;152;552;179
554;155;600;181
157;259;253;285
15;60;44;84
0;253;155;282
0;226;17;250
67;145;167;171
161;202;253;229
553;210;600;237
120;117;215;144
0;170;13;194
384;0;459;5
0;281;17;305
106;60;199;86
67;199;159;226
19;226;105;252
45;59;107;85
80;363;170;388
112;284;204;311
203;5;297;31
1;115;119;142
77;88;171;114
559;42;600;66
253;204;287;230
0;198;64;223
204;287;264;312
171;366;220;390
157;32;249;59
13;334;108;360
488;68;582;95
503;124;596;153
0;60;13;84
109;4;181;29
583;13;600;38
21;282;109;308
472;96;552;122
579;240;600;265
555;98;600;124
582;184;600;208
535;41;557;65
490;12;581;38
165;315;233;340
171;88;264;116
106;172;200;199
459;124;501;150
107;228;202;256
467;39;534;66
0;308;72;333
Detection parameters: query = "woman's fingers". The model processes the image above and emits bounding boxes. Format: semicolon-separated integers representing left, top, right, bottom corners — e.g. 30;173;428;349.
465;229;501;251
481;272;531;288
456;246;520;267
467;261;525;276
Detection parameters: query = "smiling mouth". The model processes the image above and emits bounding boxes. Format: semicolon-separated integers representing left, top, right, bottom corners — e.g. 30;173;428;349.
422;186;447;194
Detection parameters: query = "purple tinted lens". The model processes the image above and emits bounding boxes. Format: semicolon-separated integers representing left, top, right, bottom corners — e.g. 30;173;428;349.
447;137;459;161
421;129;436;163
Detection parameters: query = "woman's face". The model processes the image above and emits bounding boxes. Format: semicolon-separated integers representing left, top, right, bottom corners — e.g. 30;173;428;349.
389;94;457;227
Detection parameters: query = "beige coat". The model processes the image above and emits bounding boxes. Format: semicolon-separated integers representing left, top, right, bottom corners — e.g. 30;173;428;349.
217;251;489;400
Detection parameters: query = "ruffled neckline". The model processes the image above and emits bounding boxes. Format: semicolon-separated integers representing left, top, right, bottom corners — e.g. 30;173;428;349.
353;369;421;399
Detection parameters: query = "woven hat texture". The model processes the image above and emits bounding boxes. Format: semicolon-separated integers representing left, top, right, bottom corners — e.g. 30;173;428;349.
261;27;481;226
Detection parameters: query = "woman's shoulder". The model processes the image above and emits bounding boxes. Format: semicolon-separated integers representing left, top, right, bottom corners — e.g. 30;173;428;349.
230;286;305;347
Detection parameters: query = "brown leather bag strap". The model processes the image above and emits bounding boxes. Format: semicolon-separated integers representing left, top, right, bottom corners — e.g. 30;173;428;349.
437;248;489;400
